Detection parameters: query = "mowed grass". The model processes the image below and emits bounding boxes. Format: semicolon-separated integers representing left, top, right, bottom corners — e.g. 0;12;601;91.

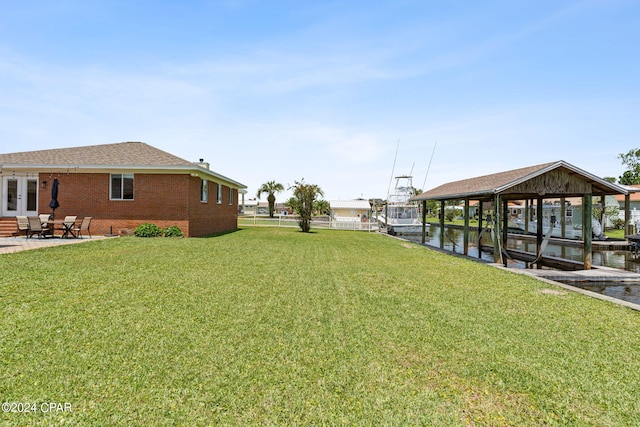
1;227;640;426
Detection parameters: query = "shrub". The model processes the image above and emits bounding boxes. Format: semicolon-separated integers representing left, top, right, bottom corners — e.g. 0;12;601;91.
611;218;625;230
164;226;184;237
444;209;461;222
134;223;163;237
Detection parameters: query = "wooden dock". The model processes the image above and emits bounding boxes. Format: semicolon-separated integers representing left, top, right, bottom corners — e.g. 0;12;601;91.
481;245;590;270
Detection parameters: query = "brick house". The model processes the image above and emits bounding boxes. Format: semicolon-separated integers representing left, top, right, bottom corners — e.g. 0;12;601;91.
0;142;246;237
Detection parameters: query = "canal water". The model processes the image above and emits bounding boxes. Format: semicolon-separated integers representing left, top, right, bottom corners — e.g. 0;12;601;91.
402;225;640;305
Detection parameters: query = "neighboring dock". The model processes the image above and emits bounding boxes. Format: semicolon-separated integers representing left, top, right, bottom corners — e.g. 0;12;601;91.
516;265;640;283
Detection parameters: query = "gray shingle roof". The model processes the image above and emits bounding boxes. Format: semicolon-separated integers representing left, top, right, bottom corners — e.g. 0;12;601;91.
0;141;246;189
0;141;193;166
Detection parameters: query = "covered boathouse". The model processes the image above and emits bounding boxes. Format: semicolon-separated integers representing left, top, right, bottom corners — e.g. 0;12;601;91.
411;161;629;270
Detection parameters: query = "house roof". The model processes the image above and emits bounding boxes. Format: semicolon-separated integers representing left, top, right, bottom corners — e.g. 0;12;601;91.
412;160;626;201
330;200;371;210
0;141;194;166
614;184;640;203
0;141;246;189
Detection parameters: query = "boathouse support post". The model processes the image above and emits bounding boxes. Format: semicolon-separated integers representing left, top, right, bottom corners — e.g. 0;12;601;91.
625;194;632;235
477;201;484;259
463;198;470;255
493;195;502;264
421;200;427;244
502;198;509;244
524;199;530;234
560;197;566;238
583;194;593;270
439;200;445;249
502;198;509;266
536;197;543;269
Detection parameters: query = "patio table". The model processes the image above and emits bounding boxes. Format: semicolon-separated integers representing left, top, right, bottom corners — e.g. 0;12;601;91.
44;219;78;238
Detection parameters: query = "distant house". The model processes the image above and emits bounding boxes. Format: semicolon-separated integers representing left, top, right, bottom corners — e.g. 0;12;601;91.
613;185;640;227
254;202;290;216
0;142;246;237
238;198;258;215
330;200;373;229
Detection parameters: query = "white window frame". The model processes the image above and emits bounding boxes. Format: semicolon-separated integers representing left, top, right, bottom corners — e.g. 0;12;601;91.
110;173;134;200
217;183;223;204
200;179;208;202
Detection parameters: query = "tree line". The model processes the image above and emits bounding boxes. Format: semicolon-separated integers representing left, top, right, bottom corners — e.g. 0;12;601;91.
616;149;640;185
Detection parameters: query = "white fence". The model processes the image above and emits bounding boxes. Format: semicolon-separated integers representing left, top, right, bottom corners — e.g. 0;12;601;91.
238;215;380;232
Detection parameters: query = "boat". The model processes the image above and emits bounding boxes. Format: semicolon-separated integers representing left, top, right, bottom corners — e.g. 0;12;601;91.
379;175;428;236
508;203;605;239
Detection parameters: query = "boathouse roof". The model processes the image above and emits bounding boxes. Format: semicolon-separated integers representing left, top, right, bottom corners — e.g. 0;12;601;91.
411;161;626;202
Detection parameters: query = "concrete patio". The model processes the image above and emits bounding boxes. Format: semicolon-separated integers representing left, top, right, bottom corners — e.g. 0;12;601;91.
0;236;111;255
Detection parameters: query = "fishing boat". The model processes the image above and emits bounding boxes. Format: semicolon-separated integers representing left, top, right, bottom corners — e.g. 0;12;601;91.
379;175;427;236
508;203;604;239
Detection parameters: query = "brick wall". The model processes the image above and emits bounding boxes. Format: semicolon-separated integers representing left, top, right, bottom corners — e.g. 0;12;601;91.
37;172;238;237
188;178;239;236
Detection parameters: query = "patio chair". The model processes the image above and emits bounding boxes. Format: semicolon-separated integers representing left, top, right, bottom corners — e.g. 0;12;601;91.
15;216;29;237
39;214;52;236
72;217;92;239
27;216;48;239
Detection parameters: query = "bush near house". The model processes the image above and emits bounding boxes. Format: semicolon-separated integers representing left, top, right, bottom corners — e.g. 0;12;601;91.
134;223;184;237
164;225;184;237
134;222;163;237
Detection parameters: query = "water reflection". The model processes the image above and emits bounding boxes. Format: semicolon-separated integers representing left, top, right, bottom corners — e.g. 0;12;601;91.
405;225;640;272
574;283;640;305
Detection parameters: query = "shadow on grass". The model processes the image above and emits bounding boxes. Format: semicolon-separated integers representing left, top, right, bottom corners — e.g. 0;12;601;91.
200;228;246;238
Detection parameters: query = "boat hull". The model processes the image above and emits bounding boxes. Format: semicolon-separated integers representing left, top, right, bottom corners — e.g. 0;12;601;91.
388;223;429;236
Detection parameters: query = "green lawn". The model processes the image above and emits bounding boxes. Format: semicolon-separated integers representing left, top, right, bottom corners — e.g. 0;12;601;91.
2;228;640;426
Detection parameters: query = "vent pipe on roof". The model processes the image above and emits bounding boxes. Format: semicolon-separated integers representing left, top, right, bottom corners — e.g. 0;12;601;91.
196;159;210;170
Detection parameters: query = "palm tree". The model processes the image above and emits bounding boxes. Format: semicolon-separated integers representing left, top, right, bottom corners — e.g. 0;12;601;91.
314;199;330;216
256;181;285;218
286;179;324;232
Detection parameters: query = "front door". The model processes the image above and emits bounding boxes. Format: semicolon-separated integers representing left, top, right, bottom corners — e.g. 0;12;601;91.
2;177;39;217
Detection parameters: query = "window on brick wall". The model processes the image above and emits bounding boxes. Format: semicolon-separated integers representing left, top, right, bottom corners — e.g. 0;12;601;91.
200;179;208;202
111;174;134;200
229;187;233;205
217;183;223;204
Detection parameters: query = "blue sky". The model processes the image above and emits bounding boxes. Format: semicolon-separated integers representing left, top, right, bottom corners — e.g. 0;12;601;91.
1;0;639;201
